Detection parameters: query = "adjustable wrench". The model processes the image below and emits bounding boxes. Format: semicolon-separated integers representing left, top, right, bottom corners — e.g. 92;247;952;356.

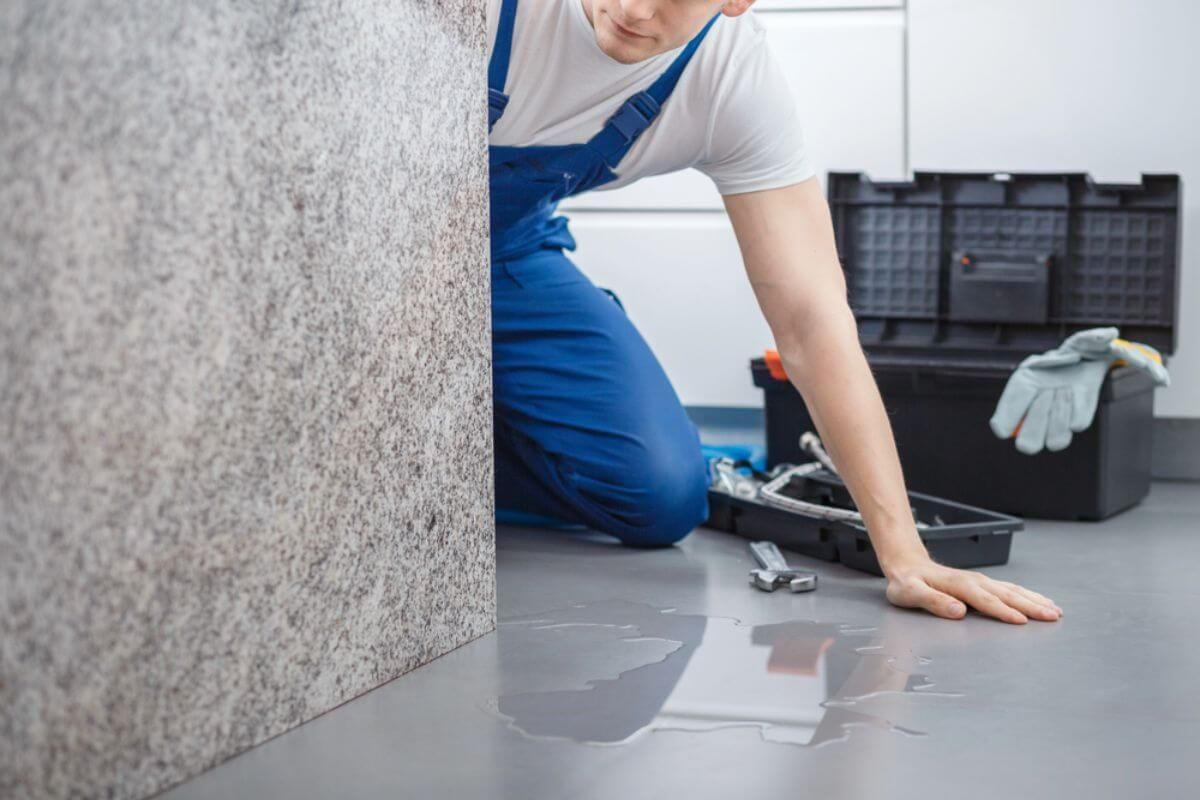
748;541;817;593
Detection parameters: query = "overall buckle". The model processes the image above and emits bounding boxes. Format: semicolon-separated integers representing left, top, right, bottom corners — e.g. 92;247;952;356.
488;88;510;128
607;91;661;143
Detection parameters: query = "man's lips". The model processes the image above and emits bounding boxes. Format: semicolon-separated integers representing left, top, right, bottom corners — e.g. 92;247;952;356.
609;15;650;39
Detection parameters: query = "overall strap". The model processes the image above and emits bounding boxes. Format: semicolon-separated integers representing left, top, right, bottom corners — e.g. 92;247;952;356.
588;13;721;168
487;0;519;130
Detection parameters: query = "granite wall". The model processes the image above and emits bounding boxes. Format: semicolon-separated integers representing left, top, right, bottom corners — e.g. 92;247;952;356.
0;2;493;797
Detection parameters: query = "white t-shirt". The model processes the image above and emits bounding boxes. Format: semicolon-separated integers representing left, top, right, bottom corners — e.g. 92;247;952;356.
487;0;814;196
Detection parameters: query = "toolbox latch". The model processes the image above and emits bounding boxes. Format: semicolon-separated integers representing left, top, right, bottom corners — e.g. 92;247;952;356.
948;251;1052;325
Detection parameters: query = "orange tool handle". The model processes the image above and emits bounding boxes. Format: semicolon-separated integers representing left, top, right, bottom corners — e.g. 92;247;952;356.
764;349;788;381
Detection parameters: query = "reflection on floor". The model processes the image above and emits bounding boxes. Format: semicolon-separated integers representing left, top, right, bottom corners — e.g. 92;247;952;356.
163;481;1200;800
493;600;955;747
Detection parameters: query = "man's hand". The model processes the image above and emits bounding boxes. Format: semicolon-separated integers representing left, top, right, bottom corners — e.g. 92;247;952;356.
883;555;1062;624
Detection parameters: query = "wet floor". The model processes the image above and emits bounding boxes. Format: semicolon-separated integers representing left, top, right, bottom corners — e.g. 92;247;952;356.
163;481;1200;800
491;600;957;747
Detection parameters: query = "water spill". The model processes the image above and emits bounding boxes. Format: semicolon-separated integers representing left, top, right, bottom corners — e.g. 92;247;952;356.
488;599;961;748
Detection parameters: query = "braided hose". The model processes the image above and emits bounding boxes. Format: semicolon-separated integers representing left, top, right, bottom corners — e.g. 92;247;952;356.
799;431;838;472
755;433;929;529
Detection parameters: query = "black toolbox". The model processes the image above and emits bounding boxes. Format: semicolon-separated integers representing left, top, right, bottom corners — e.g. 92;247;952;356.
706;469;1022;576
756;172;1181;521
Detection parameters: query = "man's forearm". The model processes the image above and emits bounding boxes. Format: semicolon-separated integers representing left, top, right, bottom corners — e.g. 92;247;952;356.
775;306;930;573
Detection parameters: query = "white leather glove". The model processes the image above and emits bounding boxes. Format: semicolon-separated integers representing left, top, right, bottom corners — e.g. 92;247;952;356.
989;327;1168;455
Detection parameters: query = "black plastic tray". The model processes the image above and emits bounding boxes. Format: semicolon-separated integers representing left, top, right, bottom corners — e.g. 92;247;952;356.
704;469;1022;576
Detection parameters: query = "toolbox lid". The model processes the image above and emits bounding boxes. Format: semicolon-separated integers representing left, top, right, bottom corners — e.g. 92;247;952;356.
826;171;1182;366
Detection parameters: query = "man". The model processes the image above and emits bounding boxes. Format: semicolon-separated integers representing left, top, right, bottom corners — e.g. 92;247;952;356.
488;0;1062;625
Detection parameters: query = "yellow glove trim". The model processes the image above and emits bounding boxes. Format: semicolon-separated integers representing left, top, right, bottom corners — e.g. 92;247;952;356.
1112;338;1163;368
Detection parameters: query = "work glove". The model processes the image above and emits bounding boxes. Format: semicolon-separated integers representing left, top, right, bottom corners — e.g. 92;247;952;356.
989;327;1169;455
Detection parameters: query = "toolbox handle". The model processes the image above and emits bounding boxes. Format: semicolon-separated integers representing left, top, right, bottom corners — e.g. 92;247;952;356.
1088;177;1148;193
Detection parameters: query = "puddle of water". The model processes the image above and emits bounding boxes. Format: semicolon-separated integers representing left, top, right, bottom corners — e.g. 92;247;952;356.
488;599;961;748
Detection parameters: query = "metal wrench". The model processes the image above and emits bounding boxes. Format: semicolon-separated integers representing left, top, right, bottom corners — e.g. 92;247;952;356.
748;541;817;593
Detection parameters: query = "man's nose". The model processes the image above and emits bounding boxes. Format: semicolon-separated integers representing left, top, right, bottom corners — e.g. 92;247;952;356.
617;0;656;23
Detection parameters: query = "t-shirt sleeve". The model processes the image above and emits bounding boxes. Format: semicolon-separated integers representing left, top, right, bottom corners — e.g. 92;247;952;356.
696;31;815;196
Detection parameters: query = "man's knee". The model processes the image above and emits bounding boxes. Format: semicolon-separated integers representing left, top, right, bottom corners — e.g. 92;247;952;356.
608;453;709;548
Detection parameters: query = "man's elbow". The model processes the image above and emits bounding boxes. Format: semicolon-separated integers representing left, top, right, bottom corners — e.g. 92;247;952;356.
774;300;861;378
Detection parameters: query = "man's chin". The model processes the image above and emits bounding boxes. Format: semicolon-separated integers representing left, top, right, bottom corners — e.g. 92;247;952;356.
596;32;655;64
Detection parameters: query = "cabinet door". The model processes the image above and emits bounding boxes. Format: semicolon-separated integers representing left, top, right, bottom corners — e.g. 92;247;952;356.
908;0;1200;419
563;8;907;211
566;212;774;407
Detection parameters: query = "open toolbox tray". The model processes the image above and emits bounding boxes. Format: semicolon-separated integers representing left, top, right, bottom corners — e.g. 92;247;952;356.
704;469;1023;576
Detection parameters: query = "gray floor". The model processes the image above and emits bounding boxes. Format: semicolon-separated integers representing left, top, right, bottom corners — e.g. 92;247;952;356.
163;481;1200;799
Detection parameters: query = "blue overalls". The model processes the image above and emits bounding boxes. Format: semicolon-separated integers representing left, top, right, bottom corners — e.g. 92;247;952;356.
489;0;718;547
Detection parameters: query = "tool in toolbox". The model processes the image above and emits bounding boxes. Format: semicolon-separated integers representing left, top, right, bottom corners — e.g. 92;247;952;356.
712;433;937;529
764;432;938;528
706;432;1019;576
748;540;817;593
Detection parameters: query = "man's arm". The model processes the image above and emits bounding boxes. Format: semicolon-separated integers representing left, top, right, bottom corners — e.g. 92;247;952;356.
723;177;1062;624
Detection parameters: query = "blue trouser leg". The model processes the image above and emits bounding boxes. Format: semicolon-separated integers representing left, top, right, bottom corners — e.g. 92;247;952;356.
492;249;709;547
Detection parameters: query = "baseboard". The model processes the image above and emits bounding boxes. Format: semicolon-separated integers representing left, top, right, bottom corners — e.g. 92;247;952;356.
686;406;1200;482
1151;417;1200;481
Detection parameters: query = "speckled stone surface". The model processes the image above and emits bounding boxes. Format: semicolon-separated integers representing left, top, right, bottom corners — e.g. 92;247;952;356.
0;2;492;798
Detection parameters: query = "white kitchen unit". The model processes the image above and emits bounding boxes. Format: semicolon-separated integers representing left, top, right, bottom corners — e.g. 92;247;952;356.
907;0;1200;419
567;212;774;407
567;6;907;408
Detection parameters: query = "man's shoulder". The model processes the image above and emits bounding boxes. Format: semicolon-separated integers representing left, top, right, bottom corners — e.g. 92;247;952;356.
683;9;780;114
682;8;776;109
704;9;770;67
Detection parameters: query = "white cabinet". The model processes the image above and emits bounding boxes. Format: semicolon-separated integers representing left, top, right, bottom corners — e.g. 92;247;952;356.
908;0;1200;418
563;8;907;211
566;213;775;407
